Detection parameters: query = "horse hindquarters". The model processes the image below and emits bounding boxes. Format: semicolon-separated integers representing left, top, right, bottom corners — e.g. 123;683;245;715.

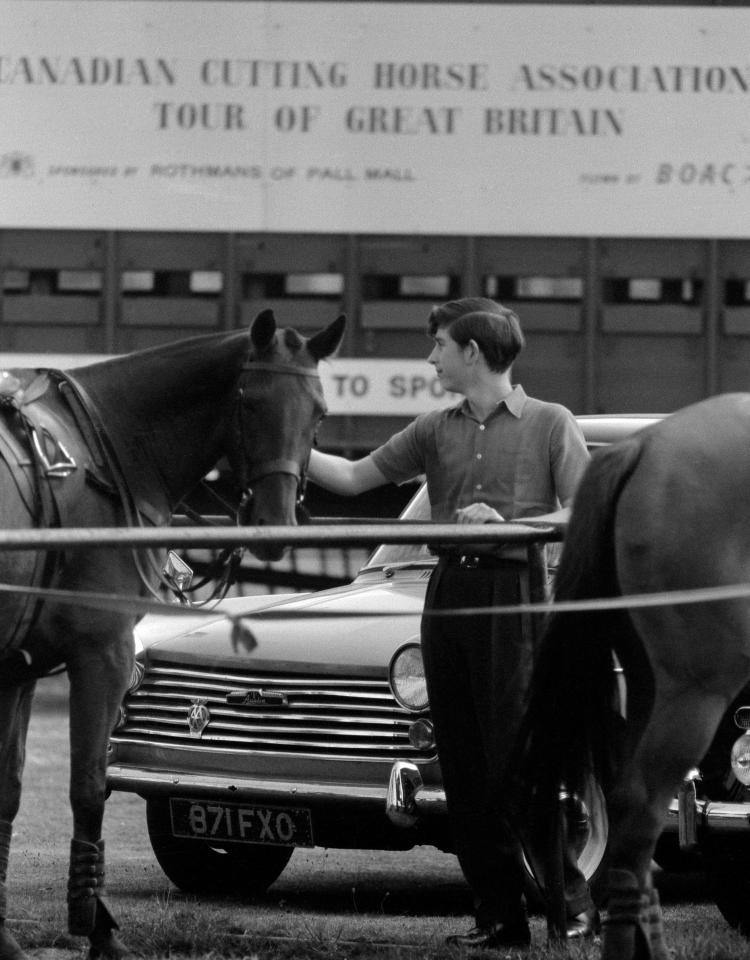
517;437;674;957
519;438;646;810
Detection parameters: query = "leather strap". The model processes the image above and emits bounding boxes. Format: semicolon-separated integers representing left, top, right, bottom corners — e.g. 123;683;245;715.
242;361;320;378
247;457;301;483
58;371;167;527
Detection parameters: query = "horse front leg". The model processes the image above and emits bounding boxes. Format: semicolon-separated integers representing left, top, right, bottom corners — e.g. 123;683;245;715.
0;681;35;960
67;631;133;960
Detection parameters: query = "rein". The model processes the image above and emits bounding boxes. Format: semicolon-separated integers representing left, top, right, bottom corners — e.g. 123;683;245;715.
14;357;322;608
176;360;321;603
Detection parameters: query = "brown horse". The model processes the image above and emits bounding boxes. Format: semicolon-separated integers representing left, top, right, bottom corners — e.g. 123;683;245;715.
517;393;750;959
0;309;344;960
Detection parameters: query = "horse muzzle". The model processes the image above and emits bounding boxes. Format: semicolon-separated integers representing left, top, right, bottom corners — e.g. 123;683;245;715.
241;466;303;561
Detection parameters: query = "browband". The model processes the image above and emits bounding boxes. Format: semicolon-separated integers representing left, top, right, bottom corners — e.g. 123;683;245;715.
243;361;321;378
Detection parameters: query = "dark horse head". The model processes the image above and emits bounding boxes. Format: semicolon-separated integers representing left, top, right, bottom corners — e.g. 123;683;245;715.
231;309;345;560
62;309;345;565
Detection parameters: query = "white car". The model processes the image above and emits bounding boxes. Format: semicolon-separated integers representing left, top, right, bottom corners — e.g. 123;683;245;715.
107;415;661;902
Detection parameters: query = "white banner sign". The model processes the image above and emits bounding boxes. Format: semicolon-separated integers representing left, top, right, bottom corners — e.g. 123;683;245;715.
3;2;750;235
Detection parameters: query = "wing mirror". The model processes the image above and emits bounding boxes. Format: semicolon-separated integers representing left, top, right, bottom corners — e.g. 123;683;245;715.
163;550;194;603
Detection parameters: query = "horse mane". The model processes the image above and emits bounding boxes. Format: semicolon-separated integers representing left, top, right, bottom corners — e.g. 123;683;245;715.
57;330;252;523
71;330;251;414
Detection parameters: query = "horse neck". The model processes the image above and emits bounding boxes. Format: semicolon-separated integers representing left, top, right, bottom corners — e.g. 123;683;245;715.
70;331;247;506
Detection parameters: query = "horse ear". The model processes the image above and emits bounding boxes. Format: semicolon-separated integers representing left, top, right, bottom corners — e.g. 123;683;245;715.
250;309;277;350
307;314;346;362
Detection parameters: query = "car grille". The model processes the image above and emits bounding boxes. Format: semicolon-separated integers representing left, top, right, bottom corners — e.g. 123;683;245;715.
111;660;435;761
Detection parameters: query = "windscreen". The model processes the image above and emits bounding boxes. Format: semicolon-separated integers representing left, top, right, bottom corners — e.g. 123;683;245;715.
365;483;434;568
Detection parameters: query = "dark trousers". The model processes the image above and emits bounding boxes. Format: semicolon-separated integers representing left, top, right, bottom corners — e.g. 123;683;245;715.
421;556;593;927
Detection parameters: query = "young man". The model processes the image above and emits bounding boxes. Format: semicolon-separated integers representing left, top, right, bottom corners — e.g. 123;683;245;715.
308;297;597;949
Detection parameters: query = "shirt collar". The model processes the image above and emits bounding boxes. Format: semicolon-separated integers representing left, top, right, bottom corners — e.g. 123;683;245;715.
502;384;527;419
456;384;528;421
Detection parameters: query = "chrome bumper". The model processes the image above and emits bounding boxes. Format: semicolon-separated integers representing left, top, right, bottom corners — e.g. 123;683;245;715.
107;761;447;821
666;776;750;848
109;762;750;844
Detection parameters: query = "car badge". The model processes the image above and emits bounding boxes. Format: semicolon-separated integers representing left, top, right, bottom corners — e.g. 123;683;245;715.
226;688;289;707
187;698;211;738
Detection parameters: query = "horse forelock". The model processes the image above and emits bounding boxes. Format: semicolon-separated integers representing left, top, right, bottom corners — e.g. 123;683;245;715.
246;325;317;373
283;327;306;353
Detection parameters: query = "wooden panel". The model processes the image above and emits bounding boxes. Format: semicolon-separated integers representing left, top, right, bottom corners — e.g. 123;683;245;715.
598;238;706;276
514;334;586;413
121;298;219;327
361;301;432;330
236;234;346;271
239;298;344;331
1;230;104;268
598;336;704;413
723;307;750;336
0;325;104;353
503;301;581;332
719;338;750;392
4;295;100;325
477;237;587;274
359;235;465;273
601;304;702;335
118;232;225;270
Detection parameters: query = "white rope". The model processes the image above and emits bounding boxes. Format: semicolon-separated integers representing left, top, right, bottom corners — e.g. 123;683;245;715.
0;577;748;621
0;521;745;618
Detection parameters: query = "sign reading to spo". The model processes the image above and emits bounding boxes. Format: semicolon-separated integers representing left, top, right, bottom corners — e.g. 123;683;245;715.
321;360;459;416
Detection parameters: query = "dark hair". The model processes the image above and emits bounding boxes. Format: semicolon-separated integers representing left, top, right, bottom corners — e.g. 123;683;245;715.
427;298;524;373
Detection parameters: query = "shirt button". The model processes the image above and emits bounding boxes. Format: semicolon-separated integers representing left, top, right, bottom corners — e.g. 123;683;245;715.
476;483;482;490
476;453;482;460
479;424;486;431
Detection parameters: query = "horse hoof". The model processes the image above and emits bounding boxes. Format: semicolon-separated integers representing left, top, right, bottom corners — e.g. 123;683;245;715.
0;925;26;960
88;933;131;960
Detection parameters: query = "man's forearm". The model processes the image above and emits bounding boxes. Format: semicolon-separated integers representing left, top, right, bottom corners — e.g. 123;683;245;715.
308;450;387;496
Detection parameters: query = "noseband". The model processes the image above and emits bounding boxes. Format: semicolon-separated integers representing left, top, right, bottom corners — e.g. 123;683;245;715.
235;361;323;516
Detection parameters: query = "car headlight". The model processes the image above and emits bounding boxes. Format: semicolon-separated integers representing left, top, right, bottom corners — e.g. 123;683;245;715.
389;642;429;712
731;731;750;786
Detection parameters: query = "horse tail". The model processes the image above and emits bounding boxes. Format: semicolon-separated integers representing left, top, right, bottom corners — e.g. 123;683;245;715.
516;435;646;809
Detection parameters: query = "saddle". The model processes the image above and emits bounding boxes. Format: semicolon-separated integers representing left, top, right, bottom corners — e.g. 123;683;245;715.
0;369;120;650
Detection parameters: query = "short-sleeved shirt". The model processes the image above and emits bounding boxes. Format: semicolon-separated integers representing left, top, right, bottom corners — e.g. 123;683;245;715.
370;385;589;523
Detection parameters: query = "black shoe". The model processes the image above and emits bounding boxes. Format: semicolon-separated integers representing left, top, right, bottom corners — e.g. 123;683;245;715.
446;921;531;950
566;907;601;940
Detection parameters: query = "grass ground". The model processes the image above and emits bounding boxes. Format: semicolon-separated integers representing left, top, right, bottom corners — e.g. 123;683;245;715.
7;673;750;959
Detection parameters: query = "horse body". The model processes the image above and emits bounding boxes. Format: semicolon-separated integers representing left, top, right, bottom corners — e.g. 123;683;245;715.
0;310;344;960
520;393;750;959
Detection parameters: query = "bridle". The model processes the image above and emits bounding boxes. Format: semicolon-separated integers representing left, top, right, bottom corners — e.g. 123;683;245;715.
233;360;324;519
165;359;323;605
